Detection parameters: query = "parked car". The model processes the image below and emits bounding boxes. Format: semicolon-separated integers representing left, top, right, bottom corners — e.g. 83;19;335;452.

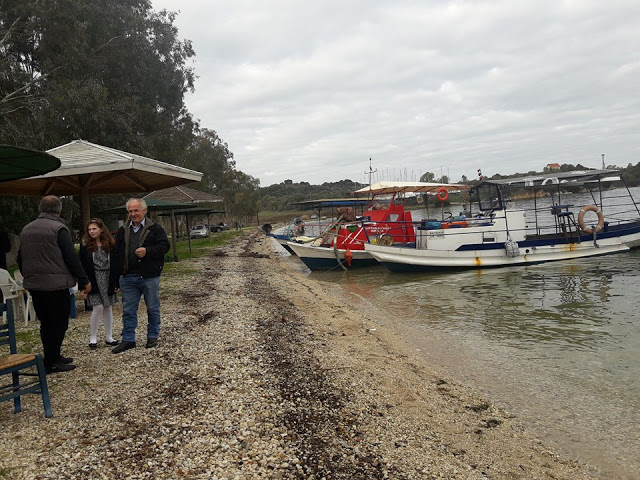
189;224;209;239
210;222;228;233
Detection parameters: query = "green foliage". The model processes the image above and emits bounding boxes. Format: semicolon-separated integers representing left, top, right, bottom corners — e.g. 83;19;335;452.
420;171;435;182
259;179;364;212
177;129;235;192
1;0;197;153
0;2;261;229
621;162;640;186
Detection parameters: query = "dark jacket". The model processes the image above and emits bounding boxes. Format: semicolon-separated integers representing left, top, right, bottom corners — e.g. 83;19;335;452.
0;230;10;270
112;217;170;279
19;213;88;291
78;244;118;296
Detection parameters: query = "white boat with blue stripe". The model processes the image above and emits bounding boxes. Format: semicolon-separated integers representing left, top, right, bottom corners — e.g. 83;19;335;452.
364;169;640;272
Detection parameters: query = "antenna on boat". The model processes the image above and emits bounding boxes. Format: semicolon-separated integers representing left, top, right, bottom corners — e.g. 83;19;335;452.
365;158;377;187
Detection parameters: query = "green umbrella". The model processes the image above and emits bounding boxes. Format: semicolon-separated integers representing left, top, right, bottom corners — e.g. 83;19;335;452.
0;145;61;182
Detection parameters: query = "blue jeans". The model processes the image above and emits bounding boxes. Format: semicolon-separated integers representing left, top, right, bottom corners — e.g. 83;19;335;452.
119;274;161;343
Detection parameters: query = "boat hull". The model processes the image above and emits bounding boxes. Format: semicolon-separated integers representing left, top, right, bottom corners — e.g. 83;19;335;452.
366;232;640;272
287;241;378;270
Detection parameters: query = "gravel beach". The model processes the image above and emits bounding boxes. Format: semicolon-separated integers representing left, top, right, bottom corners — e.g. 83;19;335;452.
0;230;597;479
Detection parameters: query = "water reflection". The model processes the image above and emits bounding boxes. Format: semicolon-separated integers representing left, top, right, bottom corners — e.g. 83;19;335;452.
318;255;637;353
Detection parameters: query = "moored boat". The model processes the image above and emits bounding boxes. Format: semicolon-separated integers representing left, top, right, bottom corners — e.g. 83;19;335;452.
267;198;370;254
364;170;640;272
288;181;467;270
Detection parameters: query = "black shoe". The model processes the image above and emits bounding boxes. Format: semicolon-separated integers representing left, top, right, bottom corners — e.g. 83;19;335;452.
105;340;120;346
145;338;158;349
89;343;97;350
60;356;74;364
112;341;136;354
46;363;77;374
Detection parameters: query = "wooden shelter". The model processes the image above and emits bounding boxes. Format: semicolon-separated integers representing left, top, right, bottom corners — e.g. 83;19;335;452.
0;140;202;225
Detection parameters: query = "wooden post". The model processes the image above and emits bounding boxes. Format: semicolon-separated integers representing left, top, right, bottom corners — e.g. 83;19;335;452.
81;188;91;228
170;210;178;262
186;214;192;254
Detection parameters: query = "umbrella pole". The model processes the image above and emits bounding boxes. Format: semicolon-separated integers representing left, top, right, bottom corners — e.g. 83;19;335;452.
81;189;91;228
170;210;178;262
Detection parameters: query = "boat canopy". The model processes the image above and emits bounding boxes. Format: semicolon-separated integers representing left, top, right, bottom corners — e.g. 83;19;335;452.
477;169;621;188
290;198;371;208
354;181;470;196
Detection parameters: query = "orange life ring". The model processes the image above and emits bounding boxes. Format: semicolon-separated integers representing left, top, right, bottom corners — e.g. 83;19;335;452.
436;187;449;202
578;205;605;234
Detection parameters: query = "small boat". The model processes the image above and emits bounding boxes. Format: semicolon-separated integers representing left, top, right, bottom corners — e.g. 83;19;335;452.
364;169;640;272
287;181;466;270
267;199;370;254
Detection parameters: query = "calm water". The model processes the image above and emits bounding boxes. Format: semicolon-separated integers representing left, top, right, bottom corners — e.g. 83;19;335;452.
277;199;640;478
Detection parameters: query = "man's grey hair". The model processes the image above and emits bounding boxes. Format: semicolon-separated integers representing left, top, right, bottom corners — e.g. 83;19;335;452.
126;198;148;210
39;195;62;214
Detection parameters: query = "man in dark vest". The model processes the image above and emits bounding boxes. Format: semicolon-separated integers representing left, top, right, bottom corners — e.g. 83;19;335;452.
111;198;170;353
19;196;92;373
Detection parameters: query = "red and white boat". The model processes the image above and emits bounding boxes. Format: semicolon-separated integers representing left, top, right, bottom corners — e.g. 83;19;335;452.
287;181;466;270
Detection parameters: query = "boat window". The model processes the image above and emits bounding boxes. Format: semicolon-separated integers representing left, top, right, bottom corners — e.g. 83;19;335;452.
388;214;399;221
475;184;503;211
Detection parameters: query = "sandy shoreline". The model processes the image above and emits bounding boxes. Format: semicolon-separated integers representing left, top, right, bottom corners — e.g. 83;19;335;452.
0;231;597;479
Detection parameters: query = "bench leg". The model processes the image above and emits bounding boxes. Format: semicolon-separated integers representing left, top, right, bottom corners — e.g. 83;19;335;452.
36;356;53;418
11;371;22;414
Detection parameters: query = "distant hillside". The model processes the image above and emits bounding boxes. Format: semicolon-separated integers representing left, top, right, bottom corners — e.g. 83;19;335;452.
259;163;640;212
259;179;365;211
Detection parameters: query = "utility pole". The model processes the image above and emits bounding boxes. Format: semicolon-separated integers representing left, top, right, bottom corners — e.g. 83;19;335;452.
602;153;605;169
364;158;377;187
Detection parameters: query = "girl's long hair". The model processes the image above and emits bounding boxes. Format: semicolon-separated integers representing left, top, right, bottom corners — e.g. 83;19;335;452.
83;218;115;253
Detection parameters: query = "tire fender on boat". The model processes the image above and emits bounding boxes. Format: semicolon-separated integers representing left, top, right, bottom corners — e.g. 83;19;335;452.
436;187;449;202
578;205;605;234
379;233;394;246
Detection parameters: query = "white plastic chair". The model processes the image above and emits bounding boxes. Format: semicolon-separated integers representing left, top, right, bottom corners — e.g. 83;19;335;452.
12;270;36;324
0;269;25;325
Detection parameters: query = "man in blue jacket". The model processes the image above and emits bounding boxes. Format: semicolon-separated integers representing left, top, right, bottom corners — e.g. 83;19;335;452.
111;198;170;353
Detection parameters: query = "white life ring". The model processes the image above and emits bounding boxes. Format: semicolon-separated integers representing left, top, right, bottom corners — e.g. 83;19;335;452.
578;205;605;234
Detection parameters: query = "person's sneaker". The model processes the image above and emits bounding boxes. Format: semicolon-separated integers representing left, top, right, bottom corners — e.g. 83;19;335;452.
112;341;136;354
89;342;97;349
145;338;158;349
45;363;77;374
105;340;120;346
60;356;74;364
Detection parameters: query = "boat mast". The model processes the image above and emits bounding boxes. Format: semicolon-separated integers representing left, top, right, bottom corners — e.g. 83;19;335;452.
364;158;377;188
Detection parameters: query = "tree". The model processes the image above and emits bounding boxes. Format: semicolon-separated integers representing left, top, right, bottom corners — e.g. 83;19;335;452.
220;170;260;221
0;0;196;157
420;171;435;182
179;129;235;193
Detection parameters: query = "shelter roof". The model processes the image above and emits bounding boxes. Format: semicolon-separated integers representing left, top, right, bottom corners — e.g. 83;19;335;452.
99;199;199;215
158;207;226;216
144;185;223;204
0;139;202;196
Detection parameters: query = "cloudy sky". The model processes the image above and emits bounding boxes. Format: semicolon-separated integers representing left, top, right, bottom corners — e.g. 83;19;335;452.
151;0;639;187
